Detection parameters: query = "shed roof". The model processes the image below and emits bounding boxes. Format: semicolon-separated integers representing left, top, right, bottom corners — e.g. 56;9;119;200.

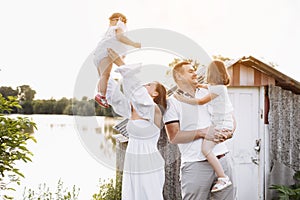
228;56;300;94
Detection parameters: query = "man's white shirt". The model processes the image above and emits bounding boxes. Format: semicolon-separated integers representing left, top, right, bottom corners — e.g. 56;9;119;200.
163;88;229;165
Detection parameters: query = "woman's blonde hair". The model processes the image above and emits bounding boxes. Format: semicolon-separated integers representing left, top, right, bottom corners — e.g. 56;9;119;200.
109;13;127;24
206;60;231;86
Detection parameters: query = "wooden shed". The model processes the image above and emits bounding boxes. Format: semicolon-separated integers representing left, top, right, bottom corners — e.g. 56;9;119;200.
113;55;300;200
226;56;300;199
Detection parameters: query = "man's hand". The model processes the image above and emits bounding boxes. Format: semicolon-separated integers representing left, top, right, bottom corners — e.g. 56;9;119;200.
214;129;234;143
214;113;237;143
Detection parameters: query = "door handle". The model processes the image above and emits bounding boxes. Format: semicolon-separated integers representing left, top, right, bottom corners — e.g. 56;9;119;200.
251;139;261;165
251;157;259;165
254;139;261;153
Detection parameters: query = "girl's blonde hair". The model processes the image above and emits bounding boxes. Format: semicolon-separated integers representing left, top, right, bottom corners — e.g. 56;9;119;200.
109;13;127;24
206;60;231;86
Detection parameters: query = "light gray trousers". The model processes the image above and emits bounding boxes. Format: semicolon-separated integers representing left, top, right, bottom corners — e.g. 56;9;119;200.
180;155;236;200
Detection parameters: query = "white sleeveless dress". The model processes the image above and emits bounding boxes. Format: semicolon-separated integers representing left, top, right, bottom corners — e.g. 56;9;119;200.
122;120;164;200
93;20;131;67
106;64;165;200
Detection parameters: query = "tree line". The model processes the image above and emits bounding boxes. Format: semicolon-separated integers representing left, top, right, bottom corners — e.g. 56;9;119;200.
0;85;114;116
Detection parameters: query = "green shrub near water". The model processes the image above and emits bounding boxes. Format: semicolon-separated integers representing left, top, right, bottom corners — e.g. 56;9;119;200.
22;179;80;200
21;177;121;200
0;94;37;199
0;93;121;199
92;177;122;200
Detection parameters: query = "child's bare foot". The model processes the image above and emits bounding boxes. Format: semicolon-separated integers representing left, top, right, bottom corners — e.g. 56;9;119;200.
107;48;124;66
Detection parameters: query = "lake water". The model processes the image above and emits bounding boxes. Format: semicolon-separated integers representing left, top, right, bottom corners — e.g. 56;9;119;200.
8;114;122;199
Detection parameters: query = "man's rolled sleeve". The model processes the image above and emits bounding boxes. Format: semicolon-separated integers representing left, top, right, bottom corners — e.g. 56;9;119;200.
163;97;180;125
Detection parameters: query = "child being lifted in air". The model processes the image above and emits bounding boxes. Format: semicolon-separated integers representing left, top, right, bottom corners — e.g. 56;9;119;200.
93;12;141;108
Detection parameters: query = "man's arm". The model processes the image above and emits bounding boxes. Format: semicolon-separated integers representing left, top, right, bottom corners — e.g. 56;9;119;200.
165;114;237;144
165;122;209;144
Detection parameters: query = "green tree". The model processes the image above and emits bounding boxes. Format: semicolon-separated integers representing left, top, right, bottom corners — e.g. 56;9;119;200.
19;101;34;114
54;98;70;114
212;55;231;61
95;103;113;117
17;85;36;102
17;85;36;114
32;100;44;114
73;97;95;116
63;104;74;115
0;94;37;199
0;87;18;99
0;87;19;113
42;99;56;114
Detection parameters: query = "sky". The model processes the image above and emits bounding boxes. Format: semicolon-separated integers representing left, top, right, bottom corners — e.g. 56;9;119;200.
1;0;300;100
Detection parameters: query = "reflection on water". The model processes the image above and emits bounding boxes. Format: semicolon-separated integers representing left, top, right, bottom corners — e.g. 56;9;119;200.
11;114;119;199
74;116;123;169
95;117;118;148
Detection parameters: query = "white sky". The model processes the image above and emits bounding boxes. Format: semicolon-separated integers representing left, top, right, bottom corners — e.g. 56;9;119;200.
0;0;299;100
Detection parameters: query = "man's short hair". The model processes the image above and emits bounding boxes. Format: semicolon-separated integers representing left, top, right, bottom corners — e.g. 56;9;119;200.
172;61;192;83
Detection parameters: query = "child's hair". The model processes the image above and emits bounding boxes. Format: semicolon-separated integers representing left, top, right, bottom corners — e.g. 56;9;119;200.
206;60;231;86
172;61;192;83
109;13;127;24
153;82;167;114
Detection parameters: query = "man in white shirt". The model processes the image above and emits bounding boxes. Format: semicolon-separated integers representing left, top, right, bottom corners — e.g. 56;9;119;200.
164;61;235;200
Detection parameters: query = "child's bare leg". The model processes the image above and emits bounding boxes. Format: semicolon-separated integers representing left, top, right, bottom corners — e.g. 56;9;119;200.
202;139;226;178
107;48;125;66
202;126;232;192
97;57;113;96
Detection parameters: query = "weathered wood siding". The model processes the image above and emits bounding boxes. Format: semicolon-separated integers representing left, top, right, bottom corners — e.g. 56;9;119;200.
268;85;300;171
228;63;275;87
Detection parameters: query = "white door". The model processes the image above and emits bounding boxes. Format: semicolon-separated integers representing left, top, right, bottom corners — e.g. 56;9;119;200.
226;87;263;200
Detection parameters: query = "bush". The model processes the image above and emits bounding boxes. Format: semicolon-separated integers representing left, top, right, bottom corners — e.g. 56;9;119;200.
22;179;80;200
270;171;300;200
92;177;121;200
0;94;37;199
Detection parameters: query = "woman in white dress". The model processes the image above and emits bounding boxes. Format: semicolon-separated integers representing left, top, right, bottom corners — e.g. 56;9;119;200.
93;12;141;108
106;50;167;200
